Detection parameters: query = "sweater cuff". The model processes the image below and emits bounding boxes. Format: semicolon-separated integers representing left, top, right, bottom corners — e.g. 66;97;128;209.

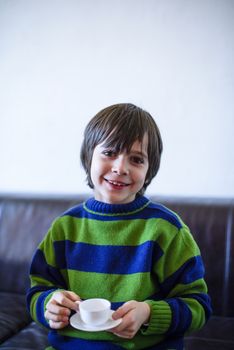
141;300;172;335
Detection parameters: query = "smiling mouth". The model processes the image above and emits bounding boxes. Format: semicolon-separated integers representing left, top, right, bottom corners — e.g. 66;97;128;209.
104;179;130;187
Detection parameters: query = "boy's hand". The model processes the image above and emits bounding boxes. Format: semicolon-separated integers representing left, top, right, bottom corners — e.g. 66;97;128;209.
109;301;150;339
45;290;80;329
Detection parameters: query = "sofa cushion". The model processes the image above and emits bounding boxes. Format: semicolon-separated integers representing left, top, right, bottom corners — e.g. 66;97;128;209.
0;322;49;349
0;292;31;343
185;338;234;350
184;316;234;349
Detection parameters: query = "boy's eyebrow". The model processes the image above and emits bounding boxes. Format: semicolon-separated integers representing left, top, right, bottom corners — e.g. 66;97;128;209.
130;150;148;159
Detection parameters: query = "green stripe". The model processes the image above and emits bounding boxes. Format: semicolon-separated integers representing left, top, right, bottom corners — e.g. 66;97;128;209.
156;226;200;281
167;280;207;298
38;229;57;266
30;275;55;288
52;215;178;246
61;270;157;302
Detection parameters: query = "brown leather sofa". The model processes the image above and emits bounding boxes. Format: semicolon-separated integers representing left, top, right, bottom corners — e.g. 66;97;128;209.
0;194;233;349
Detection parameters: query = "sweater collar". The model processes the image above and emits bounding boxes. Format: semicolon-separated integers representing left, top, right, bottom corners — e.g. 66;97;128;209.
84;195;150;215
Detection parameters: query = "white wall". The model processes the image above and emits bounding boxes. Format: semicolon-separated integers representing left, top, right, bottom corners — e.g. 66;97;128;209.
0;0;233;198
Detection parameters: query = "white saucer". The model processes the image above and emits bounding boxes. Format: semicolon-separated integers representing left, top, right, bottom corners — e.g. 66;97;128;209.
70;310;122;332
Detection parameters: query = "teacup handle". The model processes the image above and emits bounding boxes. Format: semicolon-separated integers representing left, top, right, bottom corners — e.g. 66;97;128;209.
75;300;82;310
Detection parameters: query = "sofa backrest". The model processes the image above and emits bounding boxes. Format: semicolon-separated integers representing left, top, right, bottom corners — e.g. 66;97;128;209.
0;195;88;295
0;194;233;317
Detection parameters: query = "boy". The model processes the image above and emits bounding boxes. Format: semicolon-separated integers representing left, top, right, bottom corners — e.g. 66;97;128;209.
27;103;212;349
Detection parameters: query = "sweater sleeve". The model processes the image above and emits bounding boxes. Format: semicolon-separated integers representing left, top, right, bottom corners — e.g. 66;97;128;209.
142;224;212;337
26;221;67;328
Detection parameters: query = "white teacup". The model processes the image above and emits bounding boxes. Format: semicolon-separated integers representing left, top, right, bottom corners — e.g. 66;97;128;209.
77;298;111;326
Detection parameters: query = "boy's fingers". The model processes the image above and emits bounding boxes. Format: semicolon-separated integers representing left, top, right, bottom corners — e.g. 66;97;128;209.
111;311;134;333
65;291;81;302
49;319;69;329
46;301;71;316
112;301;135;320
45;310;69;323
53;291;80;311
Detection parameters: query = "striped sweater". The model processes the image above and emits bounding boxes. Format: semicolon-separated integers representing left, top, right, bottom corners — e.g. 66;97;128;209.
27;195;212;350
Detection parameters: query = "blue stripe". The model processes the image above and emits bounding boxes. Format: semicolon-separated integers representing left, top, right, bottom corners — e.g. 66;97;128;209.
161;256;205;295
48;332;123;350
111;301;125;310
145;290;166;301
48;331;184;350
62;203;182;229
30;249;67;288
148;337;184;350
166;298;192;335
54;240;163;274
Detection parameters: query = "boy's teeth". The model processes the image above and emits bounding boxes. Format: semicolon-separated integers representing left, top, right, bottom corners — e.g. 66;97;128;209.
109;180;124;186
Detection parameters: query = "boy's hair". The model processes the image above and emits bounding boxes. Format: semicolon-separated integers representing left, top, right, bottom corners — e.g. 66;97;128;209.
80;103;163;195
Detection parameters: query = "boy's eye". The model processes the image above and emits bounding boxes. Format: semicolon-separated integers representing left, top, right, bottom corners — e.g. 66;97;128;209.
102;150;116;157
131;156;144;164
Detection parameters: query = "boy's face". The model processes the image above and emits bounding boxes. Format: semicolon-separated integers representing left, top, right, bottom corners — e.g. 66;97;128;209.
90;134;149;204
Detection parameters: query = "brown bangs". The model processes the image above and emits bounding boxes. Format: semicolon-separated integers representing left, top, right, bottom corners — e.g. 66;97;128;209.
102;119;146;155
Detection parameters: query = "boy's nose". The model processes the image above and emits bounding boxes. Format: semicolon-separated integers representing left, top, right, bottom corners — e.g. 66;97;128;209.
111;156;129;175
